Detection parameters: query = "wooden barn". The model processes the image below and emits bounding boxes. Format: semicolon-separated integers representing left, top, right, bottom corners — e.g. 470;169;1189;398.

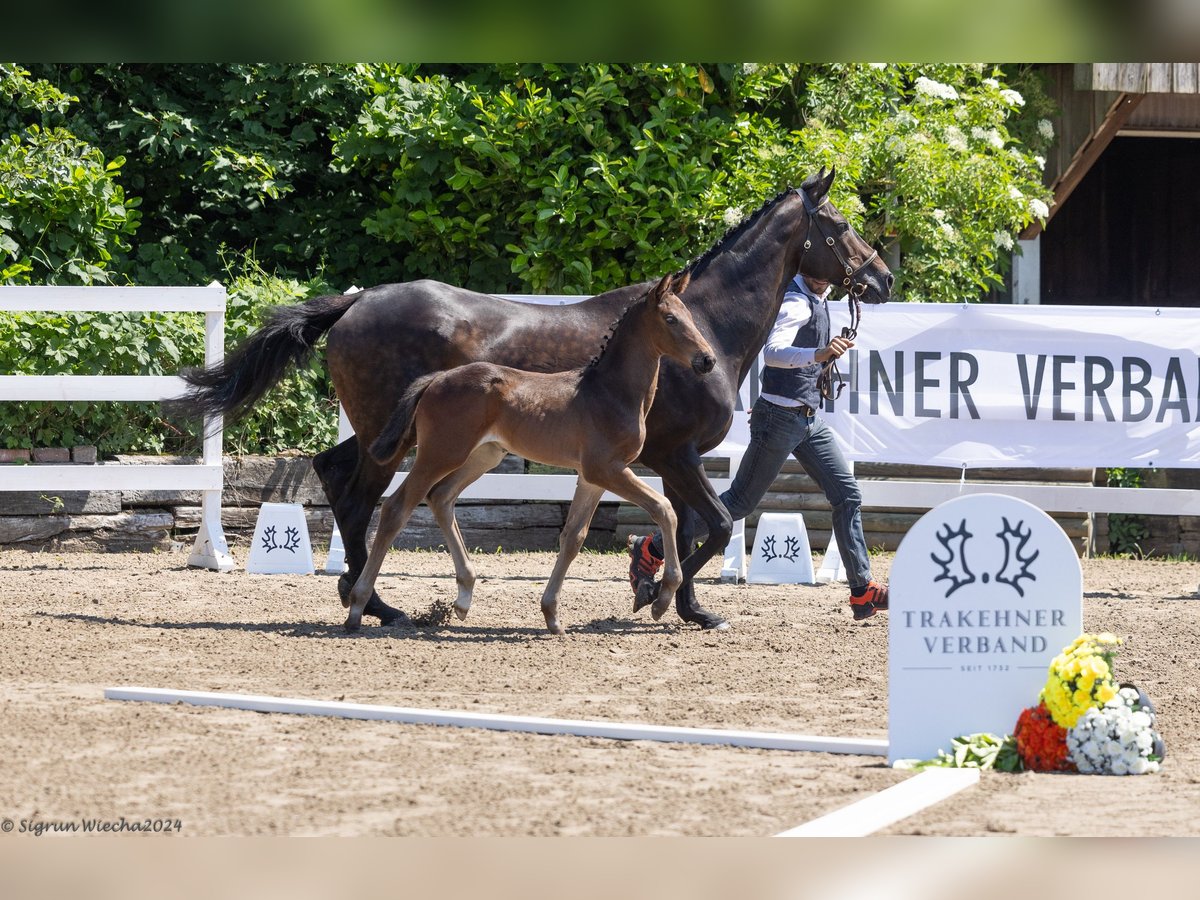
1013;63;1200;309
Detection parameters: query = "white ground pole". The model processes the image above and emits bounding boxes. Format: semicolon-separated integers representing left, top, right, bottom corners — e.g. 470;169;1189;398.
774;768;979;837
104;686;887;755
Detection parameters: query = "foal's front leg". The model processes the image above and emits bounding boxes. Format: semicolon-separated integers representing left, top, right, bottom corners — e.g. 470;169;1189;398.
595;466;681;620
539;479;605;634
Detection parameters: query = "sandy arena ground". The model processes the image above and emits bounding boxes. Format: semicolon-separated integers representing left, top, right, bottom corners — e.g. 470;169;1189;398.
1;545;1198;837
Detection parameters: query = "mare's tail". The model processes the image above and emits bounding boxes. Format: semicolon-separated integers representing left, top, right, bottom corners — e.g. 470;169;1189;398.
172;291;363;421
369;373;440;465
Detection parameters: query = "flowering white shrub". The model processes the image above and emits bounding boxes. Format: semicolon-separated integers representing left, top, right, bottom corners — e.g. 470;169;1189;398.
1067;686;1163;775
914;76;959;101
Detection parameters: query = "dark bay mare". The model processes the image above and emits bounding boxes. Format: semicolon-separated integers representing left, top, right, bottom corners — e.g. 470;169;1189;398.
346;273;714;634
177;168;892;630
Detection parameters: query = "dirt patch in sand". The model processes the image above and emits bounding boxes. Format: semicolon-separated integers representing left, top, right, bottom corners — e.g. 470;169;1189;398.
1;547;1197;836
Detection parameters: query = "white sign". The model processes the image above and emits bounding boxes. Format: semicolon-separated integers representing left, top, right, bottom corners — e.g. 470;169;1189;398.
888;493;1082;765
821;303;1200;469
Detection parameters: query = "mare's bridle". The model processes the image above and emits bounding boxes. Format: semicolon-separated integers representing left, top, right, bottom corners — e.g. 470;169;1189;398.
795;187;879;401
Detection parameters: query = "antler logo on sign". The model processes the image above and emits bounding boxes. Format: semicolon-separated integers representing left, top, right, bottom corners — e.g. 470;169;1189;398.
888;494;1081;765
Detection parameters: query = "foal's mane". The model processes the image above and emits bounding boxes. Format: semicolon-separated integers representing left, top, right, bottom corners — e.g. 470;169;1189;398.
585;284;655;369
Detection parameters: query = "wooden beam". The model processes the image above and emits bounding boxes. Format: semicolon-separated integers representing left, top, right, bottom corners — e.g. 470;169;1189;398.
1021;92;1145;239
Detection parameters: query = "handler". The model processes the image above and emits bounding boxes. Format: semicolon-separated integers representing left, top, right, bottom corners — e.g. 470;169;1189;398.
628;272;889;621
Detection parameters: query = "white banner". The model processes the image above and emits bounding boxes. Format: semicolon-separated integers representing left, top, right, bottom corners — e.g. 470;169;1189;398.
817;303;1200;469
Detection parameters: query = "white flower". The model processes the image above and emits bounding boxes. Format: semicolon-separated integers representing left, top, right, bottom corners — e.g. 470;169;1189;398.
722;206;743;228
741;63;759;75
914;76;959;102
932;208;946;222
869;63;888;70
1000;89;1025;106
1029;198;1050;219
971;126;1004;149
893;110;917;128
993;230;1014;251
939;222;958;241
1034;154;1046;169
1038;118;1055;140
984;78;999;89
944;125;968;152
1009;186;1024;200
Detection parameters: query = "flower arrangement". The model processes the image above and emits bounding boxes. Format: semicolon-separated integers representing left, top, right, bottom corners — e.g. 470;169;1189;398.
899;632;1165;776
1013;702;1075;772
1067;685;1164;775
1040;632;1122;729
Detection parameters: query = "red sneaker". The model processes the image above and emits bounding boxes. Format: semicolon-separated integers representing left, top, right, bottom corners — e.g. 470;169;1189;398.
627;534;663;593
850;581;889;621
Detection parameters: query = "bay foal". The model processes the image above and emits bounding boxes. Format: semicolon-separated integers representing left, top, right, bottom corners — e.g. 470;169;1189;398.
344;273;715;633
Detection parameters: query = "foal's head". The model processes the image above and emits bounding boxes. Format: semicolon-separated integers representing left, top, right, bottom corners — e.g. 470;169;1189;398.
645;272;716;375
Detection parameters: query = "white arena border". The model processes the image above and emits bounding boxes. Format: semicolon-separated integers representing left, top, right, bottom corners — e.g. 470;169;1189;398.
105;686;979;835
774;768;979;837
104;686;886;755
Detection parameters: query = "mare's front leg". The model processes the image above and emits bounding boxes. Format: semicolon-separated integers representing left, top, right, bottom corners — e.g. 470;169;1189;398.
314;437;410;625
539;479;605;634
645;446;731;630
426;443;508;620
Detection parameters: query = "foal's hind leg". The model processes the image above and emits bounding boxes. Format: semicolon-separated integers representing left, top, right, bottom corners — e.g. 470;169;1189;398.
426;442;508;620
539;479;605;634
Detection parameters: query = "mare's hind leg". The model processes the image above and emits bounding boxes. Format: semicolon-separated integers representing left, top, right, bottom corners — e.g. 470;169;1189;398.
315;436;409;625
344;452;462;631
426;442;508;620
539;479;605;634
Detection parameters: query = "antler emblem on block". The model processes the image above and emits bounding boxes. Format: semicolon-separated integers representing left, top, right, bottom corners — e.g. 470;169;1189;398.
931;519;976;597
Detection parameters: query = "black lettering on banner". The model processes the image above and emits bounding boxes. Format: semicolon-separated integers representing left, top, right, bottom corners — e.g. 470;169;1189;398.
1157;356;1190;423
1123;357;1153;422
914;351;941;418
949;352;980;420
1052;355;1076;421
1017;354;1046;419
1084;356;1116;422
870;350;905;415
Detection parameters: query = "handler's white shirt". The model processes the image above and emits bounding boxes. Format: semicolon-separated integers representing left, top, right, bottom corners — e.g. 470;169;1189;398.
759;279;832;409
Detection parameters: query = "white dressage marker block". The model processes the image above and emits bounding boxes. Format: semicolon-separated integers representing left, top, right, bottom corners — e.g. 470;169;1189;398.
246;503;314;575
815;530;847;584
720;516;747;583
748;512;815;584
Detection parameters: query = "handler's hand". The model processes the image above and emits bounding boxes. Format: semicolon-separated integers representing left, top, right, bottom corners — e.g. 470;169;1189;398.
815;335;855;364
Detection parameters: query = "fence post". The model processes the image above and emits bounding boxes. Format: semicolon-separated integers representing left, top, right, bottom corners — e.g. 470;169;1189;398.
187;281;234;572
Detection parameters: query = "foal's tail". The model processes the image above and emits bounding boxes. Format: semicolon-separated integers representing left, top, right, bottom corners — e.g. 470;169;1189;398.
369;373;439;466
172;291;363;421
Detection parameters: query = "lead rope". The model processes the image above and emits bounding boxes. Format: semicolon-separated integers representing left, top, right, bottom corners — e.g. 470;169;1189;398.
817;294;862;402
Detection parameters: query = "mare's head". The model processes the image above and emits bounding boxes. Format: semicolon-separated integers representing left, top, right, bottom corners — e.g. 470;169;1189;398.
645;272;716;375
796;168;893;304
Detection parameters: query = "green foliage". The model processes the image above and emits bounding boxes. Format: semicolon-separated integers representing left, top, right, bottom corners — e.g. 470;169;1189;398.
0;64;139;284
25;63;388;286
896;732;1023;772
1105;467;1149;557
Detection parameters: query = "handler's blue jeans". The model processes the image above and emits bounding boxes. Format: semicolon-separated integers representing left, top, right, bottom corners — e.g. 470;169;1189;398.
650;396;874;590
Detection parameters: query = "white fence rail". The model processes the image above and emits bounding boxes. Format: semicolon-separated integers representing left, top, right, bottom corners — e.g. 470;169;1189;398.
0;284;232;571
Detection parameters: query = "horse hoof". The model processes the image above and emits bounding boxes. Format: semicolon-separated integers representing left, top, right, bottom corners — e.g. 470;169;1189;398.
633;581;659;613
454;604;469;621
344;617;361;633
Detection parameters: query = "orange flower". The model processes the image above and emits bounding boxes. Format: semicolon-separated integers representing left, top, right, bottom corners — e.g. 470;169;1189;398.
1014;702;1076;773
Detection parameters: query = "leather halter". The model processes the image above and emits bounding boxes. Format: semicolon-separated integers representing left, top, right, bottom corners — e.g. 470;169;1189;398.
794;186;875;401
